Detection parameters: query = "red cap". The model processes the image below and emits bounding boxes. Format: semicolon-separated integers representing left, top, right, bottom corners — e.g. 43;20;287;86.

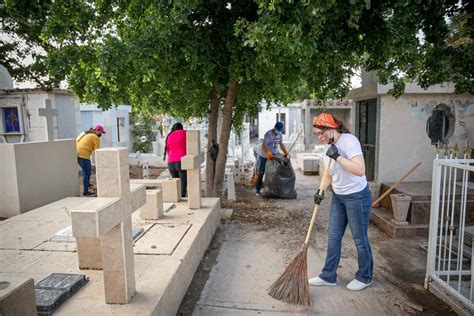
94;124;106;134
313;113;339;129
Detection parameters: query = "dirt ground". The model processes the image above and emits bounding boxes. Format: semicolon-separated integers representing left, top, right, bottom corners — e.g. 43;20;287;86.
178;170;455;315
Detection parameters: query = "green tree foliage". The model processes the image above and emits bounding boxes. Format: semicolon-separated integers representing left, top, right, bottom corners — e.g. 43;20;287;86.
131;112;155;153
1;0;472;194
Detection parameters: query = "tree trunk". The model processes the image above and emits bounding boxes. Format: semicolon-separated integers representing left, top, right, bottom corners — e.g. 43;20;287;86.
206;85;219;196
210;79;239;197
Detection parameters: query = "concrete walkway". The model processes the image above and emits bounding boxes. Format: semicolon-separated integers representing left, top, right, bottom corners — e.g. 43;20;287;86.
193;164;453;315
194;227;399;315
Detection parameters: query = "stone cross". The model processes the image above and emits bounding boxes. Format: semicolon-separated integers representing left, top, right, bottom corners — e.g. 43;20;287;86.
71;148;146;304
38;99;58;141
182;130;204;209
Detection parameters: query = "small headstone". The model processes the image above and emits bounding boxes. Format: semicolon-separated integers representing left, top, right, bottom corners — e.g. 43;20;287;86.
35;273;88;315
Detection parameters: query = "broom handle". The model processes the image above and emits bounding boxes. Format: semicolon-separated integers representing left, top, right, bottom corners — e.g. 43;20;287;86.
371;161;422;207
287;129;304;154
304;159;333;245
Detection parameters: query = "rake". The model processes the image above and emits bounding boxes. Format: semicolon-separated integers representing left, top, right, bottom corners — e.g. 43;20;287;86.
268;159;332;305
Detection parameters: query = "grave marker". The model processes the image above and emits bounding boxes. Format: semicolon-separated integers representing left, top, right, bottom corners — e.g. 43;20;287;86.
38;99;58;141
182;130;204;209
71;148;146;304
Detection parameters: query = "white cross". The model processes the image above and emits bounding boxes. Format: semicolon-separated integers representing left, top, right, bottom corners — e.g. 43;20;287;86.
38;99;58;141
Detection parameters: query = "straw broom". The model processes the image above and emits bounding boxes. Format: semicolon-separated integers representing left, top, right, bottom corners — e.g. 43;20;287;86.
268;159;332;305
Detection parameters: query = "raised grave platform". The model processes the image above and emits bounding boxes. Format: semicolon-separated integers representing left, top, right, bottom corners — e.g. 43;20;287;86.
296;152;322;175
371;181;474;237
0;196;220;315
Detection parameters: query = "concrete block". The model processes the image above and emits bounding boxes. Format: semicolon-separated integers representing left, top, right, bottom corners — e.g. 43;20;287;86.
0;277;36;316
160;179;181;203
140;189;164;220
181;152;205;170
130;184;146;211
296;153;321;174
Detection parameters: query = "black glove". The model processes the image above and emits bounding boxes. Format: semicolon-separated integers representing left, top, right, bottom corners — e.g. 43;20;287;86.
326;144;340;161
314;189;324;205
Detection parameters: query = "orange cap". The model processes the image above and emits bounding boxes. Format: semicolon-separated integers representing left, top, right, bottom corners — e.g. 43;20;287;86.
313;113;339;129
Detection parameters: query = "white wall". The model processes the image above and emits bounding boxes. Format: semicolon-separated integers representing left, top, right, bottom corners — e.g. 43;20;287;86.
378;93;474;183
258;103;301;142
55;94;79;139
80;104;131;150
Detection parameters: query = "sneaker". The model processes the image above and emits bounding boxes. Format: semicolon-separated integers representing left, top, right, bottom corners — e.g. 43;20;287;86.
83;191;97;197
346;279;371;291
256;190;261;196
308;276;336;287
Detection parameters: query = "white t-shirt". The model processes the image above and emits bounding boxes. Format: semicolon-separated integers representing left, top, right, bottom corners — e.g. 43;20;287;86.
260;129;283;157
323;133;367;195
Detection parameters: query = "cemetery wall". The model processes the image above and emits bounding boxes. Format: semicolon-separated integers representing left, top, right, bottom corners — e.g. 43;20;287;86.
378;93;474;183
0;139;79;217
258;105;301;142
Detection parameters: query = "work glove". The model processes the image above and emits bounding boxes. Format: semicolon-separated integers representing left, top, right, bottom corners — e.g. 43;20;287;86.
314;189;325;205
326;144;340;161
266;152;273;160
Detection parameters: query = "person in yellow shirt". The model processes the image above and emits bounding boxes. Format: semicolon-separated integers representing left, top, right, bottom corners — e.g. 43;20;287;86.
76;125;106;196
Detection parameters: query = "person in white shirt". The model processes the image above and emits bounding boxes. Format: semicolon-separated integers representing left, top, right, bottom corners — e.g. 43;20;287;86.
308;113;373;291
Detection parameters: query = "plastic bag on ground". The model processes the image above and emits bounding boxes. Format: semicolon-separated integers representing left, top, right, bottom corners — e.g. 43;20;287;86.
260;157;297;199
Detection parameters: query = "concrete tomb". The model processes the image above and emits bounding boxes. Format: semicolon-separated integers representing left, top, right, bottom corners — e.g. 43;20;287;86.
0;98;79;219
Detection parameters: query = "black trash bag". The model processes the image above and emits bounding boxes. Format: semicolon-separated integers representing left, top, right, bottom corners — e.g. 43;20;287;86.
209;139;219;161
260;156;297;199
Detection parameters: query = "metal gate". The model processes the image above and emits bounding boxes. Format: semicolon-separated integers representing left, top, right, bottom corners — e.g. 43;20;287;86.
425;158;474;312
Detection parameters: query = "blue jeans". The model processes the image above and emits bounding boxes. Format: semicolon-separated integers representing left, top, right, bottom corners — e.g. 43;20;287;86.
255;156;267;192
319;185;373;284
78;158;92;193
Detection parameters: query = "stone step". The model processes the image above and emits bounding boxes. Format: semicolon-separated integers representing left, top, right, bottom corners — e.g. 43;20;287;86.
370;206;429;238
378;183;474;226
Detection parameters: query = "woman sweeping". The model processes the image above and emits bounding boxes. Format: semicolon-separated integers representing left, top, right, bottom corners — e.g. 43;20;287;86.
309;113;373;291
